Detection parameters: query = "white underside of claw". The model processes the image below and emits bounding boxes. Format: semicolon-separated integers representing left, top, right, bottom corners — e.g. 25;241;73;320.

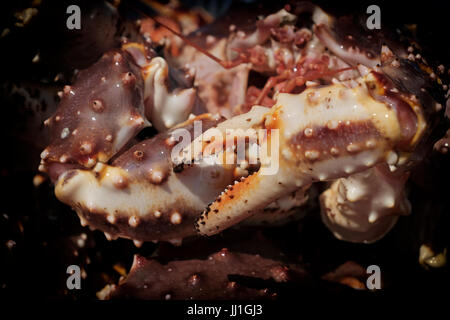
142;57;197;131
242;185;310;226
54;159;237;240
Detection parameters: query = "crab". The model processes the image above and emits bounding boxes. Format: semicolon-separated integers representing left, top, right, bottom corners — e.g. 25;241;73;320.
38;2;446;246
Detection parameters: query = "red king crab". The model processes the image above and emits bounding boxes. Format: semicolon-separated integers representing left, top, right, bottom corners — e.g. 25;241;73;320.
38;2;446;247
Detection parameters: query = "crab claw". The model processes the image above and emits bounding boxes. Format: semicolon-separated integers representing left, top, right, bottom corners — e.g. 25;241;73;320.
54;115;238;242
195;73;425;236
196;168;292;235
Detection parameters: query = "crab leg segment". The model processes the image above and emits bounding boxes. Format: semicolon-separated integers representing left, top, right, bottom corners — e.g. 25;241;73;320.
39;49;148;177
196;168;294;235
123;43;199;132
320;164;411;243
141;56;197;131
39;42;202;182
175;106;270;165
226;8;297;61
54;115;239;242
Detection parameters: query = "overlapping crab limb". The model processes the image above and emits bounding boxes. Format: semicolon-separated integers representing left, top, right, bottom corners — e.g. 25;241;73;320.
39;48;149;179
54;114;238;242
226;8;297;60
184;39;251;118
122;42;199;132
54;110;307;242
176;105;270;160
195;72;424;236
317;48;438;243
320;164;411;243
310;4;408;68
39;42;202;182
141;55;197;131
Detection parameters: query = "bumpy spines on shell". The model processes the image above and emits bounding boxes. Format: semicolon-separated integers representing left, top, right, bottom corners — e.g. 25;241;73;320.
40;49;148;177
105;249;309;300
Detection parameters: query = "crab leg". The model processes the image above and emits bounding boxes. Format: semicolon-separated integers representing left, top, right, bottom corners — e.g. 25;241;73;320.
140;55;197;131
320;164;411;243
39;48;149;177
39;42;202;180
54;110;310;242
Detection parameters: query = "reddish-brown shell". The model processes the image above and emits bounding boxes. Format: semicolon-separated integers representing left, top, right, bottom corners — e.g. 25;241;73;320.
42;49;147;173
106;250;310;300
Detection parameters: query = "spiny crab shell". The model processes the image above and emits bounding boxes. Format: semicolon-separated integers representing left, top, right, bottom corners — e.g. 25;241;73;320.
39;2;446;246
101;249;309;300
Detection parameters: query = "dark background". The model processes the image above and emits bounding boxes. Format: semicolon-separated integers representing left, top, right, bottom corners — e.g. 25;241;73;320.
0;0;449;301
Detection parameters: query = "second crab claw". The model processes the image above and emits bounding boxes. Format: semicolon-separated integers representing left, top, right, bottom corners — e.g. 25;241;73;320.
55;114;236;242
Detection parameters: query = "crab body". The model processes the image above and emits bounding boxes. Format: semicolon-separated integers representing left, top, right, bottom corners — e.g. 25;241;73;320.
38;2;445;244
